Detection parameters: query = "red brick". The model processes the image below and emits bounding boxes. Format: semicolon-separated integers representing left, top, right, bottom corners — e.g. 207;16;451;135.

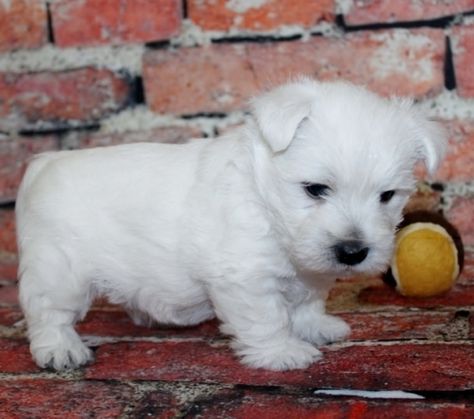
452;24;474;98
0;68;130;129
143;29;444;114
0;379;150;418
0;0;47;52
71;126;203;149
446;196;474;247
191;390;474;419
86;340;474;391
0;284;19;306
360;282;474;308
342;311;454;341
459;252;474;286
51;0;181;47
188;0;334;31
345;0;474;26
0;208;16;256
0;135;58;203
143;43;258;114
0;339;38;373
0;255;17;282
77;309;219;338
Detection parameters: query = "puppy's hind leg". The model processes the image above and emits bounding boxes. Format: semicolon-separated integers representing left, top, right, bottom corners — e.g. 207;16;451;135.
19;245;94;370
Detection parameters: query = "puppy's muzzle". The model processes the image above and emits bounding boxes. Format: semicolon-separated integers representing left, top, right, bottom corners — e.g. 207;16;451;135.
334;241;369;266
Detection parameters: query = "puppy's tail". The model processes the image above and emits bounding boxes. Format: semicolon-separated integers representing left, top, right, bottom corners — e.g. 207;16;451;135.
15;151;66;246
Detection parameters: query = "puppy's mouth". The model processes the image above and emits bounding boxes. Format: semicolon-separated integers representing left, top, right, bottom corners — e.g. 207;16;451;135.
334;257;390;277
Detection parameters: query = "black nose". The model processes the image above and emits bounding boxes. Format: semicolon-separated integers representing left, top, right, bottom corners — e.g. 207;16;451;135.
335;241;369;266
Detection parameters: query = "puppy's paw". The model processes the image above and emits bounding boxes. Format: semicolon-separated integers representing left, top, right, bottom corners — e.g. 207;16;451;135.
295;314;351;345
237;338;322;371
31;328;94;370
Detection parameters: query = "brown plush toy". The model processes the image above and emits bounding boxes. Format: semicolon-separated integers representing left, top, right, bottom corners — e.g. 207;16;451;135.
384;211;464;298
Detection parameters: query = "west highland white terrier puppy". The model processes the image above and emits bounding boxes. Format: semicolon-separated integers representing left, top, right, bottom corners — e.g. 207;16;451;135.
16;79;446;371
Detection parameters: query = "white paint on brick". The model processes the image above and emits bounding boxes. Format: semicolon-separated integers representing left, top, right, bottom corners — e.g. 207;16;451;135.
314;389;425;400
170;19;214;46
99;105;247;138
440;182;474;221
100;106;190;133
226;0;269;14
369;30;436;83
0;0;12;10
418;90;474;119
335;0;354;15
0;44;144;75
172;19;341;47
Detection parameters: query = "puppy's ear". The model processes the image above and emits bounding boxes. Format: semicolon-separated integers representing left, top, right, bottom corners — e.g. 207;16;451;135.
393;98;447;175
412;112;447;176
251;82;314;153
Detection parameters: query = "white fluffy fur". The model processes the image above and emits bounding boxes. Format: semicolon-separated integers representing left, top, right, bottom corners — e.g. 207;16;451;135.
16;80;446;371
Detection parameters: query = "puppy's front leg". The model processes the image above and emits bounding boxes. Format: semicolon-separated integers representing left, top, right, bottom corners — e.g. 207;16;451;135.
290;293;351;346
209;279;322;371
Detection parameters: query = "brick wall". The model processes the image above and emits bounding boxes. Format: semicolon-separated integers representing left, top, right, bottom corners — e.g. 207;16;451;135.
1;0;474;274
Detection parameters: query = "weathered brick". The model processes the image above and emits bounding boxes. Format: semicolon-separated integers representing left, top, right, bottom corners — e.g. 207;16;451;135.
0;339;37;373
470;314;474;338
143;29;444;114
360;282;474;308
126;388;180;418
0;0;47;52
246;29;444;98
77;309;219;338
0;307;22;327
51;0;181;47
67;126;203;149
86;340;474;391
446;196;474;247
452;24;474;98
436;119;474;181
188;0;334;31
0;135;58;203
0;69;131;130
341;312;454;341
190;390;474;418
345;0;474;26
0;379;151;418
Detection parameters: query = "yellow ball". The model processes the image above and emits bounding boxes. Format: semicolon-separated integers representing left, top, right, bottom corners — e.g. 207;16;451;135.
385;212;464;298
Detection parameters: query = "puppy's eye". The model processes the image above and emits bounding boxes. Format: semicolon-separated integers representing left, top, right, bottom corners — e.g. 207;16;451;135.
380;190;396;203
303;183;330;199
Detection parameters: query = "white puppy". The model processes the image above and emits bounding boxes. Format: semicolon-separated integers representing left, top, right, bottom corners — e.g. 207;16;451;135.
16;79;446;371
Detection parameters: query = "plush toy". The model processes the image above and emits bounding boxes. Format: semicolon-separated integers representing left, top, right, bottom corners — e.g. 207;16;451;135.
384;211;464;298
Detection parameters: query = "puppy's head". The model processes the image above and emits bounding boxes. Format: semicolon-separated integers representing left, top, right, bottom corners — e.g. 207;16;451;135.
251;79;446;276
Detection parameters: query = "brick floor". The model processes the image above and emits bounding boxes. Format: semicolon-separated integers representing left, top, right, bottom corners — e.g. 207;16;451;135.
0;254;473;417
